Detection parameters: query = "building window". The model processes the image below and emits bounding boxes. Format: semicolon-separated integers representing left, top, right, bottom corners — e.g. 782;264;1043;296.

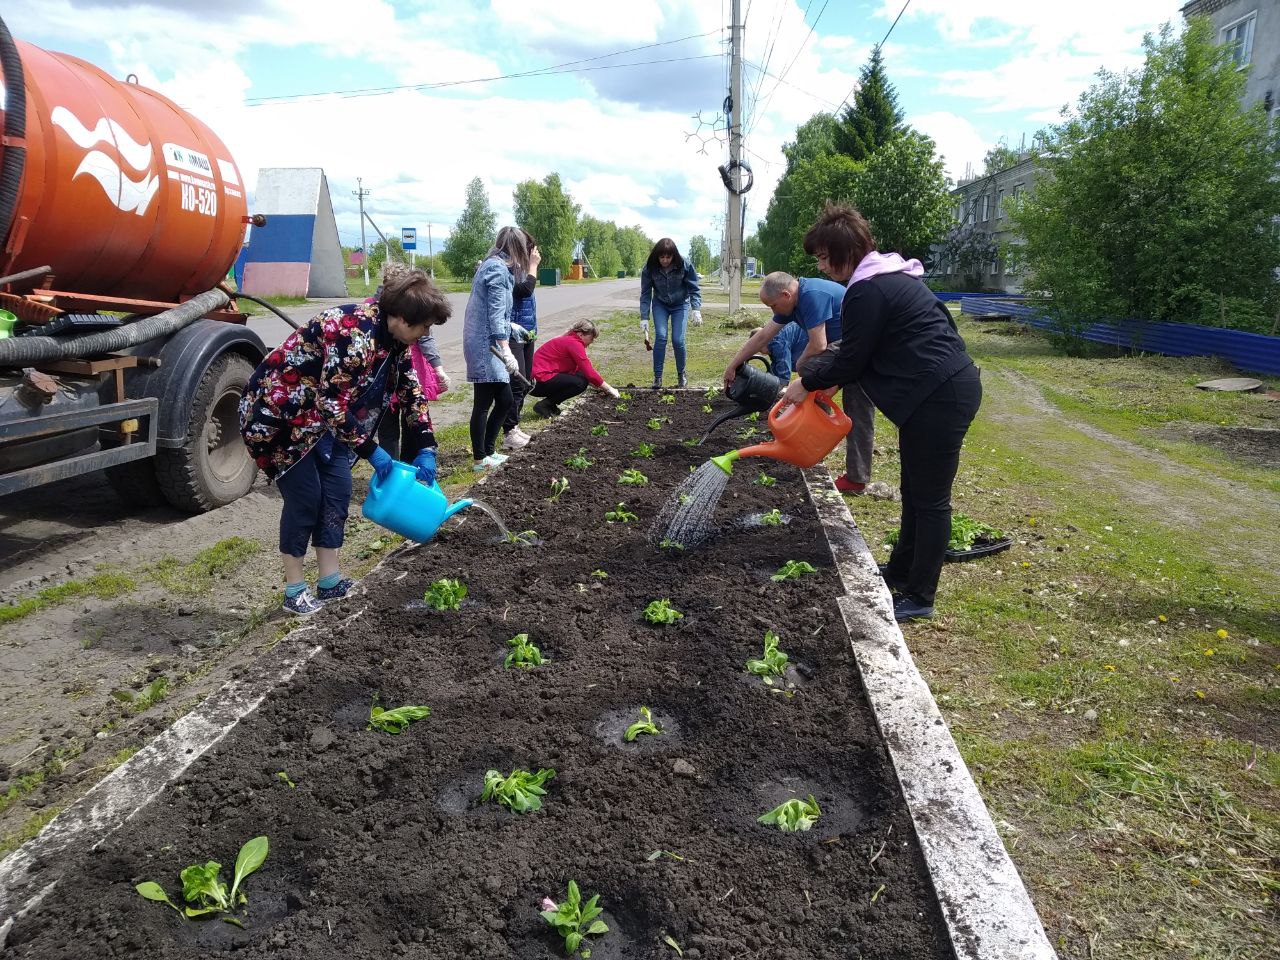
1222;12;1256;68
1012;182;1023;202
997;189;1006;220
980;195;990;222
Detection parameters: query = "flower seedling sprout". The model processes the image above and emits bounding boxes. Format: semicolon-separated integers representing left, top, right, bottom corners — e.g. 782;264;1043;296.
591;424;609;437
704;386;719;400
646;417;665;431
136;836;269;922
658;538;685;551
548;477;570;502
505;633;546;669
658;393;676;405
745;630;789;685
604;503;638;524
771;560;816;582
755;473;777;487
275;771;296;789
481;767;556;813
618;391;632;400
368;702;431;734
701;404;713;413
590;569;608;578
615;402;628;412
643;599;683;624
541;880;608;958
424;578;467;610
746;411;760;422
760;509;783;527
624;705;662;742
565;448;593;471
757;795;821;832
631;442;656;458
618;468;649;486
503;529;538;546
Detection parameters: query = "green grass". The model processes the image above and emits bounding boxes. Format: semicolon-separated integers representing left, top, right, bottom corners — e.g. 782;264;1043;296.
0;806;60;859
150;536;262;594
0;571;136;625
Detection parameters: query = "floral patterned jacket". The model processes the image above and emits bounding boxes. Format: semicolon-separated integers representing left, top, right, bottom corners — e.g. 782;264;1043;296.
238;302;434;480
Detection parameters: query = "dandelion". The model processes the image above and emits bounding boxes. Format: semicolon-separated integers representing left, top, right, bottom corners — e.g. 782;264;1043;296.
1194;690;1206;699
1204;648;1215;657
1157;615;1167;623
1104;664;1116;672
1216;628;1229;640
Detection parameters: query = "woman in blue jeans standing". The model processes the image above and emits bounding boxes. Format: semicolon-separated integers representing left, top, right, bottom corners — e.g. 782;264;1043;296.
639;238;701;389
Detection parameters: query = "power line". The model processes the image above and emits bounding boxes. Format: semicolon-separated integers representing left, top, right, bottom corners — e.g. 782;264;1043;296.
747;0;830;135
244;30;720;105
743;60;839;109
833;0;912;116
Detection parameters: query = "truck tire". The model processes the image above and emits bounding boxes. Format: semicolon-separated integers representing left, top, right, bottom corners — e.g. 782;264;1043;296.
156;353;258;512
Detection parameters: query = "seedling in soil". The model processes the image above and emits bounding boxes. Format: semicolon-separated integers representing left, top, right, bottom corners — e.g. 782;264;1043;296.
541;880;608;958
704;386;719;400
424;578;467;610
745;630;789;685
631;442;656;458
590;569;608;578
771;560;816;582
505;633;546;670
645;850;685;862
886;513;1006;552
615;403;628;412
548;477;570;502
618;391;632;400
701;404;713;413
659;393;676;404
605;503;638;524
503;529;539;546
681;438;700;446
647;417;664;431
736;426;757;440
275;771;296;789
368;702;431;734
757;795;821;832
136;836;269;922
618;468;649;486
760;509;783;527
658;539;686;551
624;705;662;741
746;411;760;422
565;448;593;471
663;934;685;956
754;473;777;487
481;767;556;813
643;599;683;624
591;424;609;437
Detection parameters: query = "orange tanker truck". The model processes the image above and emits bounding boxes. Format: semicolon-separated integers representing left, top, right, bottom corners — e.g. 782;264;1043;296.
0;17;273;511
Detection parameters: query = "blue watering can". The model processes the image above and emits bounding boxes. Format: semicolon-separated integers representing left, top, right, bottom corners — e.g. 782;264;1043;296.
362;460;472;543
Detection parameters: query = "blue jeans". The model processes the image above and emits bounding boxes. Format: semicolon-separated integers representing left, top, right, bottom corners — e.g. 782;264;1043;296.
651;300;688;382
276;439;354;557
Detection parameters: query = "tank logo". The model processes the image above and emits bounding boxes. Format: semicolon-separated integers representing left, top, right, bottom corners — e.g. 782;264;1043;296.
49;106;160;216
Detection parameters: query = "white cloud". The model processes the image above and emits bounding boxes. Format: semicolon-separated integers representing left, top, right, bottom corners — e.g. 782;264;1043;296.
908;112;989;181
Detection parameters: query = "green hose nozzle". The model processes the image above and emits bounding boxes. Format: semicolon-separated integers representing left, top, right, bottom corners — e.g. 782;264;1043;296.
710;449;740;475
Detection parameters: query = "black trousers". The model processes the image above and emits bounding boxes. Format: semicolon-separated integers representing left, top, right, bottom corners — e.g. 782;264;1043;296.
503;338;535;432
884;366;982;605
531;373;589;407
470;381;513;459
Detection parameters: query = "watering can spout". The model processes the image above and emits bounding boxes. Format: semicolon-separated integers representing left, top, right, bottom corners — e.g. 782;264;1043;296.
710;449;740;475
444;498;473;521
711;392;854;474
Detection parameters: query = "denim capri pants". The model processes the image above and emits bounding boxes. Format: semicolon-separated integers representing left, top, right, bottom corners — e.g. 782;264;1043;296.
276;439;353;557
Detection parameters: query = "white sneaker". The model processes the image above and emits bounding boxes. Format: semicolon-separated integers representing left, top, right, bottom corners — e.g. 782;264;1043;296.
512;426;532;442
490;452;510;464
502;430;529;450
473;455;502;472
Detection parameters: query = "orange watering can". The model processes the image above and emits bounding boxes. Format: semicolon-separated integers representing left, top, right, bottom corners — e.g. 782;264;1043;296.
711;391;851;474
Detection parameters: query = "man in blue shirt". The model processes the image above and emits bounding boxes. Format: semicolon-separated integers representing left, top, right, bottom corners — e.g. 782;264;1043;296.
767;320;808;381
722;271;875;493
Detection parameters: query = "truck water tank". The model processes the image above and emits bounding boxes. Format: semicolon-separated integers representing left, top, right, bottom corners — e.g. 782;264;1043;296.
0;39;248;302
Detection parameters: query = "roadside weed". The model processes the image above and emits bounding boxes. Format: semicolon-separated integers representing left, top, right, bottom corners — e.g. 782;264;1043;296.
758;796;821;832
481;767;556;813
624;706;662;742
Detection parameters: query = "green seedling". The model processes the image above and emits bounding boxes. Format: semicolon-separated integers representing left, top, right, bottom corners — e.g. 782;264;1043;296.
681;438;699;446
275;771;296;789
618;391;632;400
736;426;757;440
758;795;821;832
591;424;609;437
505;633;545;670
541;880;608;958
754;473;777;487
481;767;556;813
701;404;713;414
565;448;593;471
646;417;665;431
679;494;693;505
113;676;170;713
618;468;649;486
424;578;467;610
760;509;783;527
745;630;789;685
771;560;816;582
503;529;538;546
136;836;269;922
663;934;685;956
590;569;608;579
631;442;656;458
624;705;662;742
658;539;685;551
605;503;638;524
645;849;685;862
746;411;760;422
368;702;431;734
643;599;682;624
615;403;628;412
658;393;676;405
548;477;570;502
704;386;719;400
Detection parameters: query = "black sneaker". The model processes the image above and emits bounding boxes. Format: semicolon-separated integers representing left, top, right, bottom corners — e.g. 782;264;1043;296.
316;578;355;602
650;379;662;391
678;374;688;388
282;588;323;616
892;595;936;622
533;399;561;418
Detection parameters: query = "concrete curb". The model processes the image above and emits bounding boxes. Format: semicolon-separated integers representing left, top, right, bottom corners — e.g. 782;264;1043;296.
801;467;1057;960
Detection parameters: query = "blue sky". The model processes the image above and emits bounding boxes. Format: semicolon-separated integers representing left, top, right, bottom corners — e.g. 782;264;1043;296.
5;0;1185;256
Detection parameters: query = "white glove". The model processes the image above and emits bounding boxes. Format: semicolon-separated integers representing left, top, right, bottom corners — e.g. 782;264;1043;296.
511;323;530;343
640;318;650;339
497;340;520;375
433;365;451;394
691;309;703;326
600;382;621;400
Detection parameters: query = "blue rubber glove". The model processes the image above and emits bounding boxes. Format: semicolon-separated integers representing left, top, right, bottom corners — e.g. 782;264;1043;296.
367;445;394;482
413;448;437;486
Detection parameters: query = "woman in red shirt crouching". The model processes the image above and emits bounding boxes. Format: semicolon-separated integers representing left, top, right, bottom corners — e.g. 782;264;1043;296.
529;319;620;416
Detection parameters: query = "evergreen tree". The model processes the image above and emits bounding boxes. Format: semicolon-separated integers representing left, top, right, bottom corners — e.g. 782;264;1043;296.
441;178;496;278
834;45;903;161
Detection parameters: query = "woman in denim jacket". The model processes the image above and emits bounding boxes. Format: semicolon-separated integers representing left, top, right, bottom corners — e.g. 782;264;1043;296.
639;237;702;389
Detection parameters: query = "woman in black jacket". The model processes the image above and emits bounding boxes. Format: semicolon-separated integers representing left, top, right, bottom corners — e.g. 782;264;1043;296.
781;204;982;621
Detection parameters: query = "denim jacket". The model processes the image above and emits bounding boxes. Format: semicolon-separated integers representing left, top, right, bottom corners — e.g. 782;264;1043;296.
463;255;513;383
639;258;702;321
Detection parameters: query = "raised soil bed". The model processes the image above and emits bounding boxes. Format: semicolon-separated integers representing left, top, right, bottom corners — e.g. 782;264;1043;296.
4;392;954;959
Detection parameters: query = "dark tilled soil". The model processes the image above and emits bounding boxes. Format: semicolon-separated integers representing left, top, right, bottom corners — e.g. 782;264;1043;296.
1159;423;1280;469
6;393;953;960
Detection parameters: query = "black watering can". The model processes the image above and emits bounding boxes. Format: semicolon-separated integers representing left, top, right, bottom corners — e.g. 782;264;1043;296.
698;355;782;444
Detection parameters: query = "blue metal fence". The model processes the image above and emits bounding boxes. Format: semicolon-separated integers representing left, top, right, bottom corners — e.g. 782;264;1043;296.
960;298;1280;376
932;291;1027;301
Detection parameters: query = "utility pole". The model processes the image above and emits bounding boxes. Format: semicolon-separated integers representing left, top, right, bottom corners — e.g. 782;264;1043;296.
727;0;744;313
427;224;434;279
353;177;371;288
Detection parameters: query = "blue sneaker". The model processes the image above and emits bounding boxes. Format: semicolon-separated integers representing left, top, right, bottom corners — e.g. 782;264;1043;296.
282;588;323;616
892;595;935;622
316;578;354;602
489;452;510;464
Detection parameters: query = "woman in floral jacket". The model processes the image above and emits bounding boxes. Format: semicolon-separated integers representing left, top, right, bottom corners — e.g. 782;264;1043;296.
240;270;452;615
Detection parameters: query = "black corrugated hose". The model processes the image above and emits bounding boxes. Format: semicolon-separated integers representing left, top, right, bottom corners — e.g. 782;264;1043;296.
0;15;26;258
